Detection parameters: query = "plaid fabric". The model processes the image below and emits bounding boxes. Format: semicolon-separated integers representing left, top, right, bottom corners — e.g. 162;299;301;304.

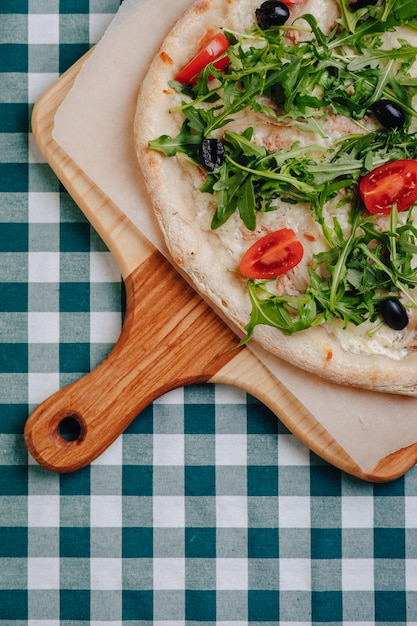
2;0;417;623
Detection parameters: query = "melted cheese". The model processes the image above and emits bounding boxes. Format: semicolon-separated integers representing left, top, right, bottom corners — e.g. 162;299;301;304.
331;321;413;360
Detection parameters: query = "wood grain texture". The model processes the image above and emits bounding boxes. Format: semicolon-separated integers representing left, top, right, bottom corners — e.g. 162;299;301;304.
25;51;414;480
25;252;241;472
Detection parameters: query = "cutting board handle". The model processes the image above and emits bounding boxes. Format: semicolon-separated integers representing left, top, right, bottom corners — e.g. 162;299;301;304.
24;250;241;472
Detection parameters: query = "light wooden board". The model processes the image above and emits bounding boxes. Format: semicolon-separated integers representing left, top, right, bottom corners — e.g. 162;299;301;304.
24;54;417;481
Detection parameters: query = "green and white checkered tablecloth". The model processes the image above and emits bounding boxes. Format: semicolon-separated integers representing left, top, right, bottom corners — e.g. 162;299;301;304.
2;0;417;623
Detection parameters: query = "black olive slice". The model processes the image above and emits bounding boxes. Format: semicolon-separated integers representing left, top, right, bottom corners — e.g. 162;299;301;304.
349;0;377;11
256;1;289;30
380;298;409;331
372;100;406;129
198;138;225;171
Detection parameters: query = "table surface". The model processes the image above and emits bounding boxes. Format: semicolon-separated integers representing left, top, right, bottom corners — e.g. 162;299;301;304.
2;0;417;623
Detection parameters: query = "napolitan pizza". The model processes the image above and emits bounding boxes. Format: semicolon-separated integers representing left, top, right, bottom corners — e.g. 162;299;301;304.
135;0;417;395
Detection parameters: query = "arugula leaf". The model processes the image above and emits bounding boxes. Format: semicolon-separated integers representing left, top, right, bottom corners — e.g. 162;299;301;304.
209;162;246;229
379;0;417;24
148;121;202;157
237;177;256;231
240;281;320;340
347;42;417;72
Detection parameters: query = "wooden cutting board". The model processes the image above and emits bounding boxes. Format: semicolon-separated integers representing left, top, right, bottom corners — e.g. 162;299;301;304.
24;53;417;481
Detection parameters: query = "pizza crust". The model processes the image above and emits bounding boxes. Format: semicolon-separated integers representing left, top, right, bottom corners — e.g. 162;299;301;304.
134;0;417;395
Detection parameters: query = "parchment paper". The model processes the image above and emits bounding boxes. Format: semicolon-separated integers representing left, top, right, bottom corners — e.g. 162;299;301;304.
53;0;417;471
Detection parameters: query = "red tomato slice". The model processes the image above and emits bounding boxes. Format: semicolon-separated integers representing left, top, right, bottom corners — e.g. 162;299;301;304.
279;0;307;3
239;229;304;279
175;33;230;85
359;159;417;214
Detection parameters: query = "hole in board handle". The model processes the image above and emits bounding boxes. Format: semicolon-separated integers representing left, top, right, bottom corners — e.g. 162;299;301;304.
58;415;84;442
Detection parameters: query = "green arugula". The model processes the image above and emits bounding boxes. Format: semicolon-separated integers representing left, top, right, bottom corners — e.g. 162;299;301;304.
149;0;417;337
242;205;417;339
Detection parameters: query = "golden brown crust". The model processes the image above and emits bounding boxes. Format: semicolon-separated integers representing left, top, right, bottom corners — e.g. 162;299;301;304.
134;0;417;396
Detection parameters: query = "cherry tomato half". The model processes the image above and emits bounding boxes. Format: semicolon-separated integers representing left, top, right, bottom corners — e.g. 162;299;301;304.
359;159;417;214
175;33;230;85
279;0;307;4
239;229;304;279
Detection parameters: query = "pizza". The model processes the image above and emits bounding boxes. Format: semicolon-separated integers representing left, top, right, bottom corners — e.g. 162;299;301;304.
134;0;417;395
